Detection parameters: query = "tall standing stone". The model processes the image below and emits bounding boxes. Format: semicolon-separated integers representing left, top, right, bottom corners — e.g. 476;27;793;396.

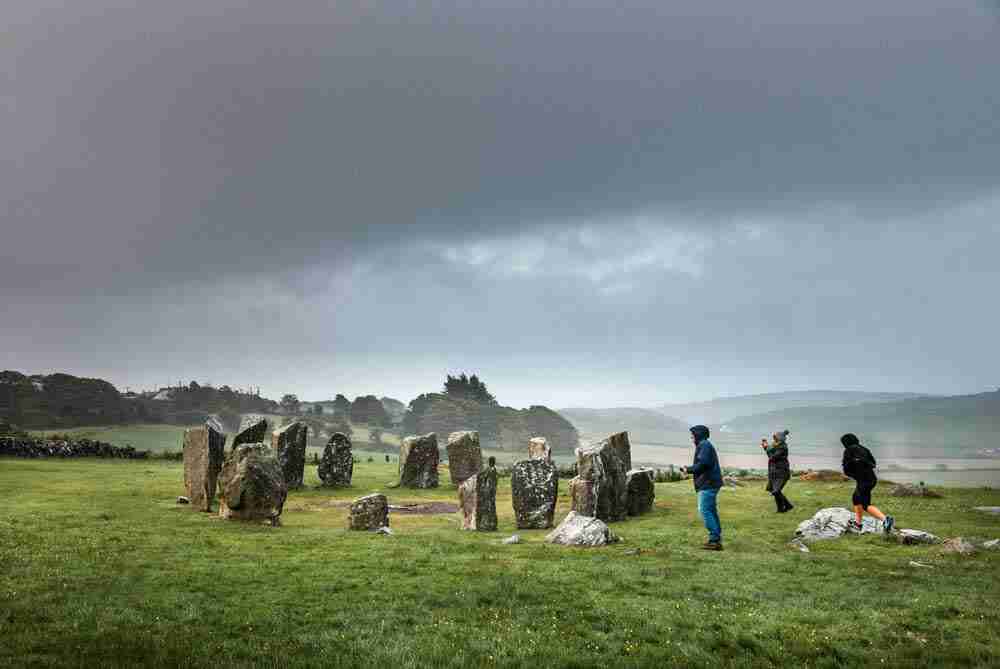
458;460;498;531
348;493;389;530
318;432;353;487
399;433;439;488
527;437;552;462
511;458;559;529
218;443;287;525
446;431;482;485
182;422;227;512
626;468;655;516
232;415;269;450
569;432;630;522
271;421;308;489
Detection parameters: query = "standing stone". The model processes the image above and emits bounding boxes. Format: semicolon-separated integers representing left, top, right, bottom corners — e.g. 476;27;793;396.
569;432;630;522
182;422;226;512
232;415;269;450
271;421;308;489
545;511;618;547
458;461;498;531
527;437;552;462
399;433;439;488
348;493;389;530
626;468;655;516
218;443;287;525
318;432;354;487
446;431;482;485
511;458;558;529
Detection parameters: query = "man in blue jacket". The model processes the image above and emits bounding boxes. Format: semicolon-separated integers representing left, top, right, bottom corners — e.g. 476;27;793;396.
687;425;724;550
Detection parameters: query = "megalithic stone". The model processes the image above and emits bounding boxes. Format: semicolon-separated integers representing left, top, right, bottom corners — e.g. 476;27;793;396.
232;415;269;450
626;468;655;516
511;458;559;529
183;422;227;512
446;431;482;485
272;421;308;489
218;443;287;525
399;433;439;488
318;432;354;487
458;463;499;531
348;493;389;530
570;432;630;522
527;437;551;462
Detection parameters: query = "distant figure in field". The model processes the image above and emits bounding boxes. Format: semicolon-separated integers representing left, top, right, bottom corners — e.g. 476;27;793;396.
761;430;793;513
841;433;895;534
685;425;724;551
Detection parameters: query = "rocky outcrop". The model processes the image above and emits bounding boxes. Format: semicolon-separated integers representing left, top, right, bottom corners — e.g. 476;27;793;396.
897;529;940;545
446;431;482;485
527;437;551;462
348;493;389;530
271;421;308;489
318;432;353;487
458;463;498;531
889;483;942;498
795;507;881;541
569;432;630;522
399;433;439;488
232;415;269;450
545;511;618;547
626;468;655;516
218;443;287;525
182;422;227;511
511;458;559;529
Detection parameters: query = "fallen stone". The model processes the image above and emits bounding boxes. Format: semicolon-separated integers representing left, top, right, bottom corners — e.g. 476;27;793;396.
799;470;850;482
232;416;269;450
889;483;943;498
374;526;394;536
272;421;308;489
973;506;1000;515
795;507;881;542
399;433;440;488
897;529;940;545
182;422;227;512
909;561;934;569
545;511;619;547
942;537;976;555
982;539;999;550
569;432;630;522
789;539;810;553
349;493;389;530
318;432;353;487
722;475;744;488
218;443;287;525
176;496;190;505
623;548;641;556
626;468;655;516
502;534;521;545
511;458;559;529
446;431;482;485
528;437;552;462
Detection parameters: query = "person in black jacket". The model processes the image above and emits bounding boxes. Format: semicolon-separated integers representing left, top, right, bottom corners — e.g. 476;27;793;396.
685;425;724;550
761;430;793;513
841;433;894;533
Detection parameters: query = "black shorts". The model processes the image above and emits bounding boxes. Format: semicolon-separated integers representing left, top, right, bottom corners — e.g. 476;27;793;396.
852;479;877;510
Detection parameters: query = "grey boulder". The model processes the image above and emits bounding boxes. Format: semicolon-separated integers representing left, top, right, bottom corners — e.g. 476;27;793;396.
545;511;619;547
218;443;287;525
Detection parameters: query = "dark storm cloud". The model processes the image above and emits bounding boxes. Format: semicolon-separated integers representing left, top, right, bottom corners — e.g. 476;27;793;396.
2;1;999;405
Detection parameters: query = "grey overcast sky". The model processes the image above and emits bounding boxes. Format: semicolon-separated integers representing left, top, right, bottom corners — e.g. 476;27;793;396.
3;0;999;408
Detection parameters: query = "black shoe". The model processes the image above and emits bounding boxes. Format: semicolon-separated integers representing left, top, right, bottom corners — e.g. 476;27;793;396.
846;519;862;533
783;501;794;512
701;541;723;551
883;516;895;534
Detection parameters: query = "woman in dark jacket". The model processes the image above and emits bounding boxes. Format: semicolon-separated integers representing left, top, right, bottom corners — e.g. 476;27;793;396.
762;430;793;513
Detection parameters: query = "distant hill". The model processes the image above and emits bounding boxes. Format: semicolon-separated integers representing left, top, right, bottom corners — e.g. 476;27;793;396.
559;408;689;445
659;391;925;426
723;390;1000;456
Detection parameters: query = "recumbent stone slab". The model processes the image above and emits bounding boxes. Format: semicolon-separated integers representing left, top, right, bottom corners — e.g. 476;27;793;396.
511;458;558;529
399;433;440;488
182;422;227;512
318;432;353;487
272;421;308;489
218;443;287;525
446;431;482;485
545;511;618;547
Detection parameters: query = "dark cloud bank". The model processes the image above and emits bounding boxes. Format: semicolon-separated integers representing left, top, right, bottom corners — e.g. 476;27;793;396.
2;1;999;407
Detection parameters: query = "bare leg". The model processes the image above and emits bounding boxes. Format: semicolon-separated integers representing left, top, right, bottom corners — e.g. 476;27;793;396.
853;504;864;524
865;505;886;521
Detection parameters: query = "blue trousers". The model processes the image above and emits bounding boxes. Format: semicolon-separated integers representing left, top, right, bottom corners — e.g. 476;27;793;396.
697;488;722;543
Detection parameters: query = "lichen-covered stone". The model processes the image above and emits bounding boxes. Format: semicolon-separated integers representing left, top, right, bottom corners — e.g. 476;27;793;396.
528;437;551;462
545;511;618;547
318;432;353;487
458;464;498;531
182;422;226;512
399;433;439;488
897;529;940;545
570;432;630;522
218;443;287;525
232;415;269;450
349;493;389;530
795;507;881;542
272;421;308;489
626;468;655;516
446;431;482;485
511;458;558;529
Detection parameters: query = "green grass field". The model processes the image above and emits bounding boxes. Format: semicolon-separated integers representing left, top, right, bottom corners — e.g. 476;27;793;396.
1;458;999;668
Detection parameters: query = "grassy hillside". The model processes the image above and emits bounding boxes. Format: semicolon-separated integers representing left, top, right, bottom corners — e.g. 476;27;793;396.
660;391;925;426
559;408;689;445
1;459;998;667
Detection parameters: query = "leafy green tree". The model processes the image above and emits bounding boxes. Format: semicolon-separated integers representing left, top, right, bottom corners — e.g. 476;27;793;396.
443;373;496;405
280;394;300;415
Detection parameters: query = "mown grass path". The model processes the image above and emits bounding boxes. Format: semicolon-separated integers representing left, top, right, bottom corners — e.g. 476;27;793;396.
1;459;998;668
